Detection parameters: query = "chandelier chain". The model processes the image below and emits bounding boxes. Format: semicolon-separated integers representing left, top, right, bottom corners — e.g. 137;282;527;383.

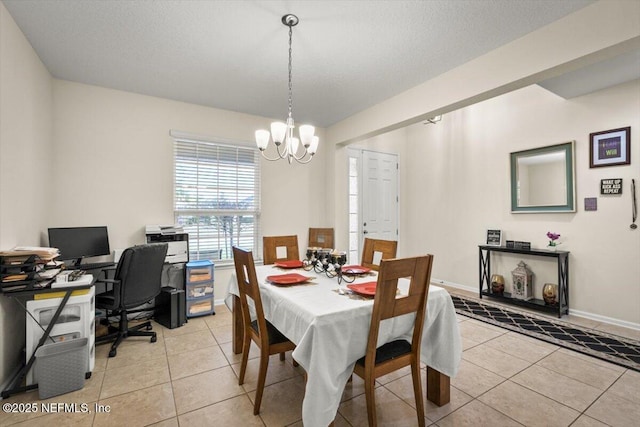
254;14;316;165
287;23;293;119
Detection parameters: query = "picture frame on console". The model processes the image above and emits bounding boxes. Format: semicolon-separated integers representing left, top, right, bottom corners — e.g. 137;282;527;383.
486;229;502;246
589;126;631;168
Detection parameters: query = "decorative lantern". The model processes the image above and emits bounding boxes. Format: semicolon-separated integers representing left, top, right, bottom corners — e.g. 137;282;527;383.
511;261;533;300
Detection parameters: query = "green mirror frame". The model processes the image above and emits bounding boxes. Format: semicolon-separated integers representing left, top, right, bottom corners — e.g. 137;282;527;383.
510;141;576;213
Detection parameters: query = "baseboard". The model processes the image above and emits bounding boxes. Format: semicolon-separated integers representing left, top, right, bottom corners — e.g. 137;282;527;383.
431;277;475;293
431;277;640;332
568;308;640;331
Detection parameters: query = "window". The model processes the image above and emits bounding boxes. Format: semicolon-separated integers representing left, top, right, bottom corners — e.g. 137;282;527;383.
173;134;261;265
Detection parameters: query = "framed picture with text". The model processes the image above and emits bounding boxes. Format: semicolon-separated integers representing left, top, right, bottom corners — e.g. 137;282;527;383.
589;127;631;168
486;229;502;246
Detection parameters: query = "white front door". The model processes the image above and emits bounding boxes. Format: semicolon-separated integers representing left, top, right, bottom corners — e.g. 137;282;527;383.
348;149;398;263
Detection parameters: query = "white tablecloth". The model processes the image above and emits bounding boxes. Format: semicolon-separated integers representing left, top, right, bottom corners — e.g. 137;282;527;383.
226;265;461;427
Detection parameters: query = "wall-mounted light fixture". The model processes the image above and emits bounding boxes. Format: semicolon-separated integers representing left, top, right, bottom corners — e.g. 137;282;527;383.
423;115;442;125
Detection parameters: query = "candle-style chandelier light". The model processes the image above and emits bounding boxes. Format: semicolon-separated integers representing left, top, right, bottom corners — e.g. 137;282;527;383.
255;14;319;164
303;248;356;285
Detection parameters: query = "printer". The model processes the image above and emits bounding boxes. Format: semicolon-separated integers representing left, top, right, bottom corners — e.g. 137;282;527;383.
145;225;189;264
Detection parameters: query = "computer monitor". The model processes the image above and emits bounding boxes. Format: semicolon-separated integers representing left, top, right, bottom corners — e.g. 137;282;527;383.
48;226;111;265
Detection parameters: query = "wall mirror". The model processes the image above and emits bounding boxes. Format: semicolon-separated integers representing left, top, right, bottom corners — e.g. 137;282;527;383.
510;141;576;213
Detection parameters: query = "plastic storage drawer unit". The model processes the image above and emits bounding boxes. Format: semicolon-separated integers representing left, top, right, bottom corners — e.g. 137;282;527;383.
186;260;214;283
185;260;215;318
186;282;214;299
187;295;214;317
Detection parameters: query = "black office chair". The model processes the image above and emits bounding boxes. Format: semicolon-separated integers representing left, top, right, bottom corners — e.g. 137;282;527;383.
95;243;168;357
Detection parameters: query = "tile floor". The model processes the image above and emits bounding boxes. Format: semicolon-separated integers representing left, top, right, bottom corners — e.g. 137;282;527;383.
2;288;639;427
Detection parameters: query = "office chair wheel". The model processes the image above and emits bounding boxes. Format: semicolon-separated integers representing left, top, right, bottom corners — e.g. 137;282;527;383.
151;335;157;343
109;348;117;358
146;324;152;331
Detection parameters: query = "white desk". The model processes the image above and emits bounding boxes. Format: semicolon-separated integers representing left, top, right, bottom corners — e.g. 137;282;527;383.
226;265;462;427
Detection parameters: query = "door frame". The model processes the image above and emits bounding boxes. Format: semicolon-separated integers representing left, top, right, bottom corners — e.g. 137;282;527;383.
347;148;399;264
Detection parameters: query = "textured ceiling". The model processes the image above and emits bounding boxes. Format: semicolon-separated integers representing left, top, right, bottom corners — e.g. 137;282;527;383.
3;0;600;127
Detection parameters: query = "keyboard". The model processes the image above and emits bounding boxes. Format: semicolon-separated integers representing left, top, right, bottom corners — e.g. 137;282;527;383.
68;262;115;271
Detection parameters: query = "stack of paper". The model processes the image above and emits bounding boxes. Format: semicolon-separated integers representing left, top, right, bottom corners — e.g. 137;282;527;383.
6;246;60;262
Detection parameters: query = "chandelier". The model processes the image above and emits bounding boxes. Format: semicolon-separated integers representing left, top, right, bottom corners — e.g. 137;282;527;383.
255;14;319;164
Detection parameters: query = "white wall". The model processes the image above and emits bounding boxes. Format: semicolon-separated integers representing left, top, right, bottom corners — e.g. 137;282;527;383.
50;79;328;302
380;82;639;326
0;2;53;386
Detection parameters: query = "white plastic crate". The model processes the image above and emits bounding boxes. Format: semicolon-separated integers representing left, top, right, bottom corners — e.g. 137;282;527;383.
35;338;88;399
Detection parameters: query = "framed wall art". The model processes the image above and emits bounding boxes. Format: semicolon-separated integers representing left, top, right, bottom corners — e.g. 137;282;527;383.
589;127;631;168
486;229;502;246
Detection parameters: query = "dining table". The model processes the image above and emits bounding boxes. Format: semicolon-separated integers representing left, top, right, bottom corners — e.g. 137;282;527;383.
225;263;462;427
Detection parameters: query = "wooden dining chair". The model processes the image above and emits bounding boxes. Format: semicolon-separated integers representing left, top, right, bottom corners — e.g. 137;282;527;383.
263;235;299;264
360;238;398;271
308;227;334;249
232;246;297;415
352;255;434;427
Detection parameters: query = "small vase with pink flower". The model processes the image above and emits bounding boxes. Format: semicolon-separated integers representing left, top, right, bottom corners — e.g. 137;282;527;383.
546;232;561;251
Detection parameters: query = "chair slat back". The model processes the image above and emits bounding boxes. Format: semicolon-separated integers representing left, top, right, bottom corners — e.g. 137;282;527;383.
263;235;300;264
308;228;335;249
366;255;434;354
232;246;269;345
361;238;398;271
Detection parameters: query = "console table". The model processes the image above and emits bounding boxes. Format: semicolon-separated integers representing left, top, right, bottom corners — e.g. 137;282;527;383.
478;245;569;318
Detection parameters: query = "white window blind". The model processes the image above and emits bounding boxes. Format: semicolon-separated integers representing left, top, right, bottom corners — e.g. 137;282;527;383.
173;136;261;265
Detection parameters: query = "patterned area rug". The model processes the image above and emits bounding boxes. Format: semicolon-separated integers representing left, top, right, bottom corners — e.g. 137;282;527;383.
452;295;640;372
